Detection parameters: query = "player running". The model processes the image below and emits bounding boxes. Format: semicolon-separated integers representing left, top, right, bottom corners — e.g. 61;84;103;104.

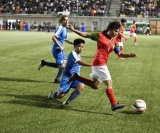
129;21;137;45
116;18;130;59
68;21;137;111
38;15;73;83
48;38;91;107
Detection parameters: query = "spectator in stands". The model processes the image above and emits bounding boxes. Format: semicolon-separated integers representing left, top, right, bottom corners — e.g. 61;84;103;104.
0;0;159;17
0;5;2;13
20;21;24;31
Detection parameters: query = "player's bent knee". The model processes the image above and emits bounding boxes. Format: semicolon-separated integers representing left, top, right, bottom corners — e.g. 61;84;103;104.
76;84;84;92
92;84;100;89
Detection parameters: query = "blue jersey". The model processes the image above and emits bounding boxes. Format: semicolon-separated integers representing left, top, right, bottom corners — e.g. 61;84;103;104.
53;25;67;49
58;51;83;94
63;51;81;78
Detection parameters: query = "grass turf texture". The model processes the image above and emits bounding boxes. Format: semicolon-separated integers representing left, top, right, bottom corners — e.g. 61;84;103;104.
0;31;160;133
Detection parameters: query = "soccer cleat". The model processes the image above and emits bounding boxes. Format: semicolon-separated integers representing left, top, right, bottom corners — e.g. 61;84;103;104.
67;73;78;83
38;60;45;71
61;101;69;108
111;103;125;111
53;78;60;83
134;43;137;45
48;91;57;99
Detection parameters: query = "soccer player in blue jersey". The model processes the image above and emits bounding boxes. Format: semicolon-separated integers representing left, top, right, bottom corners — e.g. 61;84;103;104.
38;15;73;83
48;38;91;107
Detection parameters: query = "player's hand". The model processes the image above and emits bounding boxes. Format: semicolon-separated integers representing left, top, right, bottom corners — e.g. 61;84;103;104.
68;24;74;30
125;37;130;41
129;53;137;58
60;46;64;51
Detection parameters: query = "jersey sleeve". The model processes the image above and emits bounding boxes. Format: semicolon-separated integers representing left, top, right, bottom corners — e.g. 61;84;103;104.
54;25;63;37
90;33;99;42
72;51;81;63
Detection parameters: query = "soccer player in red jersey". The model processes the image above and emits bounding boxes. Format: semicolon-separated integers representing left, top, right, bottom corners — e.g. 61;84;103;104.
116;18;130;59
130;21;137;45
68;22;137;111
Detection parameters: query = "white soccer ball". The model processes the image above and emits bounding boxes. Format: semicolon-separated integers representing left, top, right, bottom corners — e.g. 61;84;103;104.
132;99;146;113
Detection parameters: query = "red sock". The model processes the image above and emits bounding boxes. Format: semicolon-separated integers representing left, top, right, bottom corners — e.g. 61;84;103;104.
106;88;117;106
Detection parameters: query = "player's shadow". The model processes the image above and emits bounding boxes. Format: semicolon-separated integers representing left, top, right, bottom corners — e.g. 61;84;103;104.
3;94;113;115
65;108;113;115
120;111;142;115
0;77;51;83
3;94;62;108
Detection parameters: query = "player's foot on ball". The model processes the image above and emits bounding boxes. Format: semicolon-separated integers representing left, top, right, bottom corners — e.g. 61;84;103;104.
48;91;57;99
38;60;45;71
67;73;78;83
53;78;60;84
111;103;125;111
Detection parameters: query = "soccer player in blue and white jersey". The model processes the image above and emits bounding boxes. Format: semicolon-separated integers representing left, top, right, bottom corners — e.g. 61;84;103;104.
48;38;91;107
38;15;73;83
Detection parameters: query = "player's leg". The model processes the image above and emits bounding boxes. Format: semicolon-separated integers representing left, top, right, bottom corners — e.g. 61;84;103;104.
62;82;84;107
48;79;72;99
103;79;125;111
54;51;67;83
117;42;124;59
38;60;58;71
48;91;65;99
38;47;59;71
133;33;137;45
54;60;67;83
96;65;125;111
68;73;100;89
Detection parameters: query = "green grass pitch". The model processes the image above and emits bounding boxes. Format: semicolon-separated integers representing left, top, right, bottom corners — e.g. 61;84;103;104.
0;31;160;133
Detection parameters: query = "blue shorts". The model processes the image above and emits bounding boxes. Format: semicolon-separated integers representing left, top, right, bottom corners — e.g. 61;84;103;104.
57;79;83;94
52;48;66;66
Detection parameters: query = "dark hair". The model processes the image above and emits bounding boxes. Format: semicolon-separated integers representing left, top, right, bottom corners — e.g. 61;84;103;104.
133;21;136;24
73;38;85;46
102;21;120;33
121;18;127;23
59;15;68;23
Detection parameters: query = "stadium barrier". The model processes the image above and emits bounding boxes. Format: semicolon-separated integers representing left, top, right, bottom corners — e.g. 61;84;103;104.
0;14;160;34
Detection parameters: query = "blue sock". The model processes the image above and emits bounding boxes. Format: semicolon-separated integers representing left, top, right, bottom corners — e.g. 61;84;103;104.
67;89;80;102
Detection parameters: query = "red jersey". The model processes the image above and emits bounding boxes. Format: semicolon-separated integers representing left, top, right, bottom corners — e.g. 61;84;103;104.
130;24;136;34
116;24;124;42
90;33;117;66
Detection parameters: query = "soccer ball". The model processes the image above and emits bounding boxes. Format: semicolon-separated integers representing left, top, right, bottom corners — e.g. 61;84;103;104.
132;99;146;113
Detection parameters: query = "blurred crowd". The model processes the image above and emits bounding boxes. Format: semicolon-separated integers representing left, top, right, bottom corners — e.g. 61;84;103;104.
1;0;160;18
0;0;109;16
119;0;160;18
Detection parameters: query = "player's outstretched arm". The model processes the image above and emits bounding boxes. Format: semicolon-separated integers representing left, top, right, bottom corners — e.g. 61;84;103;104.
64;39;73;45
77;60;91;67
68;24;90;38
114;44;136;58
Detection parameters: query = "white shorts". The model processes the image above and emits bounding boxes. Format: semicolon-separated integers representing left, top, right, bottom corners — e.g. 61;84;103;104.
117;41;124;47
129;33;137;37
89;65;111;82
